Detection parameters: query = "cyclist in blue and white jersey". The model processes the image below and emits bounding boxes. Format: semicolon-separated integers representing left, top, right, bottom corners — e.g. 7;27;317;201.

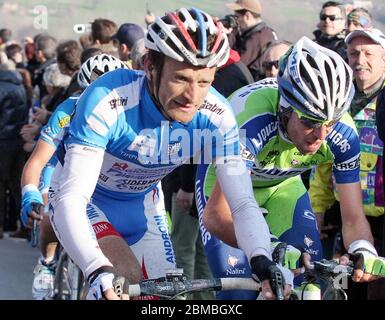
20;54;127;299
197;37;385;299
49;7;294;300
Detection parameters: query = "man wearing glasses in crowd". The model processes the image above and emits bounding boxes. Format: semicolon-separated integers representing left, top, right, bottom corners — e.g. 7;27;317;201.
313;1;347;60
260;41;291;78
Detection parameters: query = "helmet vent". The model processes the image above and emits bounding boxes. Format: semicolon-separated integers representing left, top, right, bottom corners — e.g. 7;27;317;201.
299;61;316;94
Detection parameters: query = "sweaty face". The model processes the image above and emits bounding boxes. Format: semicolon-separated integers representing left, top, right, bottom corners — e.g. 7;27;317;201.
319;6;345;36
155;57;216;123
286;111;332;155
347;36;385;91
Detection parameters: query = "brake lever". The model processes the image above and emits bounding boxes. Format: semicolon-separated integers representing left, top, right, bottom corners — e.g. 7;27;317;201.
268;265;285;300
30;203;43;247
271;242;287;300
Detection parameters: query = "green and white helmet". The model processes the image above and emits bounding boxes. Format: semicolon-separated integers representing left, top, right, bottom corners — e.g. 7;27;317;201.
277;36;354;121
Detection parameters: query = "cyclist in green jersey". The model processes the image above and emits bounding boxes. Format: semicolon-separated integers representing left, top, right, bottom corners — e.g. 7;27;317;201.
196;36;385;300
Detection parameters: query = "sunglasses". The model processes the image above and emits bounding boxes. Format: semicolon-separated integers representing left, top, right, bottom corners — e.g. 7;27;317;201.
294;110;340;129
262;60;279;71
320;14;344;22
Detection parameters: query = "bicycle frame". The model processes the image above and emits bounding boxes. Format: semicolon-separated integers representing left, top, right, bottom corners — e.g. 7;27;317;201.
53;244;84;300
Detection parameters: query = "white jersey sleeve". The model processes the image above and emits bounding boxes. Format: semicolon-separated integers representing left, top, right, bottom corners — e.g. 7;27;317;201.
50;144;112;277
215;157;271;261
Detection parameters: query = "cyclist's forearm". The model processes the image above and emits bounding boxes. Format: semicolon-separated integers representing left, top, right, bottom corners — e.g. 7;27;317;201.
342;220;374;249
203;182;238;248
215;159;271;260
337;182;374;248
51;143;112;278
21;140;56;188
53;193;112;278
21;160;43;188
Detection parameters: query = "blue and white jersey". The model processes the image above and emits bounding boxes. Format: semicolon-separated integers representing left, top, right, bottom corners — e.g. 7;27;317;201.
67;69;240;199
38;96;78;189
40;96;78;149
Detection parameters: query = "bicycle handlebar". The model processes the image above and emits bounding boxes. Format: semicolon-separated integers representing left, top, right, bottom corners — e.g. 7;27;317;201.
303;258;354;279
122;258;354;300
126;276;260;299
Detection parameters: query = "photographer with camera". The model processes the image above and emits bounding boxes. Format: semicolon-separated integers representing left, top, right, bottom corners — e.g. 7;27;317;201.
225;0;277;81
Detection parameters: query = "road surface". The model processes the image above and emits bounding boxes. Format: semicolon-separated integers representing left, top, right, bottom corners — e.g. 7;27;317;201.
0;233;39;300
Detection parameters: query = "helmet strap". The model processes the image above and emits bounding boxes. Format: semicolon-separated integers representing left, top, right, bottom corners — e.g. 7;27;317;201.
147;57;173;121
277;105;293;142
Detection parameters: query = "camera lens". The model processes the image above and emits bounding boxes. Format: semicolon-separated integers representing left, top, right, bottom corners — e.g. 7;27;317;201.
219;14;237;29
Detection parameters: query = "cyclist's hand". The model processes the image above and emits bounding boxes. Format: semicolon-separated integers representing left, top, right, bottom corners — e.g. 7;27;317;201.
251;255;293;300
21;189;44;227
87;267;129;300
271;241;301;271
348;251;385;282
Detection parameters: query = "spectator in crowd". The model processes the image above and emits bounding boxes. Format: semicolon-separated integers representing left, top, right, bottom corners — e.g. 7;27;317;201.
212;48;254;98
80;47;103;64
112;23;145;68
56;40;81;78
130;38;147;70
5;44;24;67
0;51;28;237
24;41;39;80
346;8;372;33
346;8;373;33
56;40;82;101
6;43;33;105
0;28;12;51
40;63;71;117
313;1;347;60
91;18;117;45
310;28;385;300
21;63;71;152
226;0;277;81
90;18;118;56
79;33;92;49
261;40;291;78
33;34;58;101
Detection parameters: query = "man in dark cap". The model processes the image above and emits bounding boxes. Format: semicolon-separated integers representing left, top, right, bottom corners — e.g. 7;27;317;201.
112;23;145;68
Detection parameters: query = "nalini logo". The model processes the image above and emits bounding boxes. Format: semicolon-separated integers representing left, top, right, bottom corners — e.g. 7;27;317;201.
228;255;239;268
291;159;299;166
304;235;314;248
226;255;246;276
